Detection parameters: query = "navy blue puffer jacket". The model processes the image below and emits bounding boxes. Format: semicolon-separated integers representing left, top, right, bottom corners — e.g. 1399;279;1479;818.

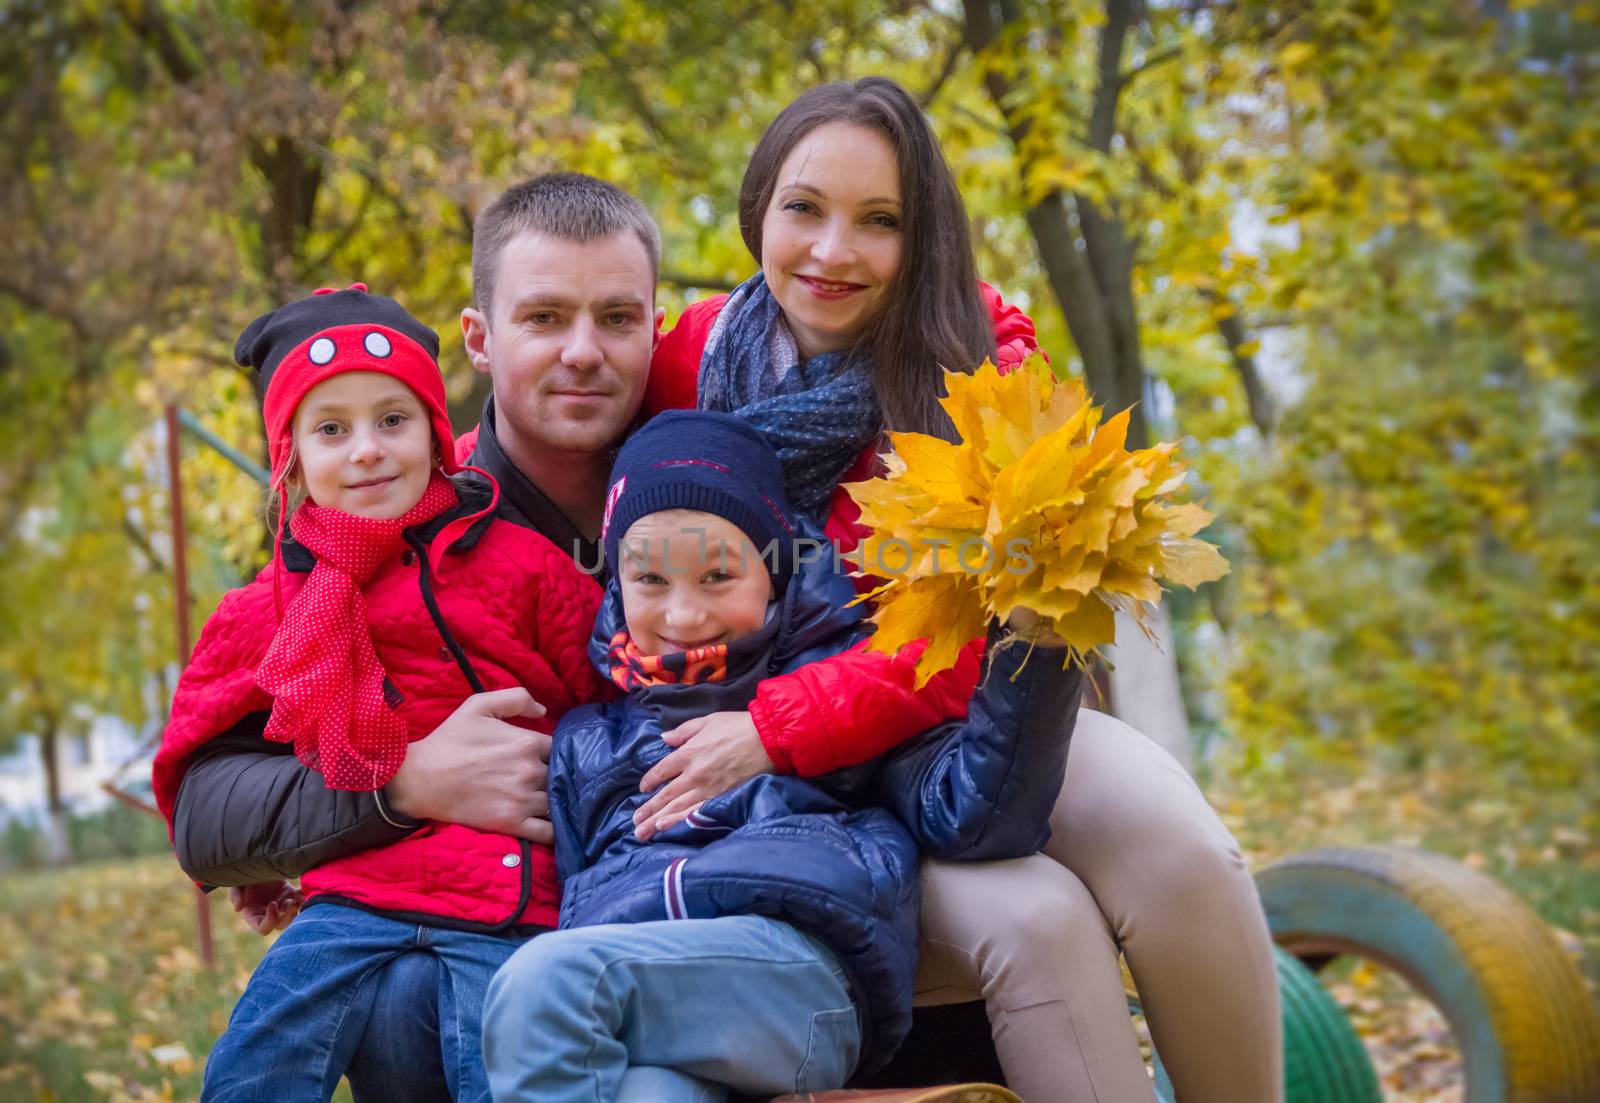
547;521;1083;1072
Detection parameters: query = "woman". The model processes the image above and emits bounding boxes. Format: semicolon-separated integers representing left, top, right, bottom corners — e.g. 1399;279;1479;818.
632;76;1282;1103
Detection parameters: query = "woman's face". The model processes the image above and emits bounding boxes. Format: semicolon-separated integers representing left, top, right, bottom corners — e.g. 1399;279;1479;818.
760;120;903;360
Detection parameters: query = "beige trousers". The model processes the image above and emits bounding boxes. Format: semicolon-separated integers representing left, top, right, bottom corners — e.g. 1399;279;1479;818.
914;710;1283;1103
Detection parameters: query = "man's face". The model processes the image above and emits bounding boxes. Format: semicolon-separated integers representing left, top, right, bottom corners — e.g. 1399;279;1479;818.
463;230;657;462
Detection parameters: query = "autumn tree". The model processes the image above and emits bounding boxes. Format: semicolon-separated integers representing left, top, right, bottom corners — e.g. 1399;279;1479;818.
0;0;591;856
3;0;1593;834
1214;1;1599;787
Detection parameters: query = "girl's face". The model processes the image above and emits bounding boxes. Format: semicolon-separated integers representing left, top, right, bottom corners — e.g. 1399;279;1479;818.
760;121;903;360
617;510;774;656
291;372;435;519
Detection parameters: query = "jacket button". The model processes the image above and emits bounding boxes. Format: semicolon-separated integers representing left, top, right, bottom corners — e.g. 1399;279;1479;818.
401;550;416;566
438;646;451;661
502;852;521;868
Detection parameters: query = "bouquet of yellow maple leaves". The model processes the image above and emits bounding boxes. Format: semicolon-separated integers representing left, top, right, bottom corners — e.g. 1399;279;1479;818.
846;355;1229;685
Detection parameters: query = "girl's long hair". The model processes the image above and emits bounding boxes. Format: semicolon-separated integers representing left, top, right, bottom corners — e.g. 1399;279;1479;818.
737;76;996;441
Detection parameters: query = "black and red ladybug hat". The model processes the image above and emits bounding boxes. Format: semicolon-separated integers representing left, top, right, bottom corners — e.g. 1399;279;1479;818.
234;282;459;480
235;283;500;610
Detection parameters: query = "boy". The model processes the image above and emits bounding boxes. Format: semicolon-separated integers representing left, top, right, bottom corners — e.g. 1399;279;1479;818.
482;410;1082;1102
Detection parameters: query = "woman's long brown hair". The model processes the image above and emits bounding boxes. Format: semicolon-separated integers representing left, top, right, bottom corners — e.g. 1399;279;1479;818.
738;76;996;441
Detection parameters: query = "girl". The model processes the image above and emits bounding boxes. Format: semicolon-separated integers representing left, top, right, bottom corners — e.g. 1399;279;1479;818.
637;77;1282;1103
481;409;1082;1102
151;285;612;1103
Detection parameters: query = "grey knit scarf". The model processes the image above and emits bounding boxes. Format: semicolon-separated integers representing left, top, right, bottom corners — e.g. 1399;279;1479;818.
696;274;882;518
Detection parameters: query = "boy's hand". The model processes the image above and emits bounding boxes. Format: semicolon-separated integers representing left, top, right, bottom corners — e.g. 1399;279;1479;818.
635;711;773;840
385;688;553;844
230;880;303;936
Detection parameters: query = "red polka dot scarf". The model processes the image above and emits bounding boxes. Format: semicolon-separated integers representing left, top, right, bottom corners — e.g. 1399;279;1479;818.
255;473;459;790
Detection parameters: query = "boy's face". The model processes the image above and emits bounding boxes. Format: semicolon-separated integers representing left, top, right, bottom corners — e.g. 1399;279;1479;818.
291;372;434;519
617;509;774;656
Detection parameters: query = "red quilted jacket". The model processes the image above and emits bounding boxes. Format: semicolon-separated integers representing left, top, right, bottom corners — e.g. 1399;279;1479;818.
152;489;610;930
641;284;1040;777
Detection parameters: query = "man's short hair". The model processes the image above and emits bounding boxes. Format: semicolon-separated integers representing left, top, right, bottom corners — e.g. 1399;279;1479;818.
472;173;661;322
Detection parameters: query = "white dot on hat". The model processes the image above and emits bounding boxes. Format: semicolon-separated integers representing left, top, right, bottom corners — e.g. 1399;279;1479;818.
364;332;392;358
309;337;336;365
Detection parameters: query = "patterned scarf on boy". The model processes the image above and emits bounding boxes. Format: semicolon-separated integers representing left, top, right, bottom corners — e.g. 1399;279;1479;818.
606;631;730;691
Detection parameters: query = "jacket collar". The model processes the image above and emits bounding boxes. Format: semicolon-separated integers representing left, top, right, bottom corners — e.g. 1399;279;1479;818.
464;396;602;575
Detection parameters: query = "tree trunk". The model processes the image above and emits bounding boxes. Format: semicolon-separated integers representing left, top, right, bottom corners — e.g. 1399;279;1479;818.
965;0;1151;448
965;0;1191;763
38;717;71;866
249;136;324;297
1106;603;1193;771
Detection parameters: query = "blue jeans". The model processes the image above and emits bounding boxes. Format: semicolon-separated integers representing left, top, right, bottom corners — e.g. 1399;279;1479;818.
482;915;863;1103
344;951;449;1103
202;903;528;1103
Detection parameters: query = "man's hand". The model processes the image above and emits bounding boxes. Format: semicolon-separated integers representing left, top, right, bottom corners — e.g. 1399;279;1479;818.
231;880;303;936
634;711;774;840
384;687;554;844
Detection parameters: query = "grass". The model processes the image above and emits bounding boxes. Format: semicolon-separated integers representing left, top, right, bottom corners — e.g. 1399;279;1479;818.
2;770;1594;1103
0;857;358;1103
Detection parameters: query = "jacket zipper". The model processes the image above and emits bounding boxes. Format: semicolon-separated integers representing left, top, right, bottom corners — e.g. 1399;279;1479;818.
406;530;535;931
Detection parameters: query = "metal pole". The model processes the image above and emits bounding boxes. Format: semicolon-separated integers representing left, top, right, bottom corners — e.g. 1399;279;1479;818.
175;407;269;485
165;404;215;969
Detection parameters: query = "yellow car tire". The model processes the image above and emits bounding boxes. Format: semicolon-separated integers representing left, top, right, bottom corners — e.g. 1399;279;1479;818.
1257;845;1600;1103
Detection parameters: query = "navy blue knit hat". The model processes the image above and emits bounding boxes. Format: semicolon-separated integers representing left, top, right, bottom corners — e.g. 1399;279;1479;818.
602;411;799;591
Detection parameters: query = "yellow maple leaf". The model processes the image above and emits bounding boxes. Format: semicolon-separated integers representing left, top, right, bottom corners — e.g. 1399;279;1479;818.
940;360;1008;453
993;416;1093;515
886;433;964;497
868;572;990;684
1158;537;1231;589
1046;591;1119;653
851;356;1229;682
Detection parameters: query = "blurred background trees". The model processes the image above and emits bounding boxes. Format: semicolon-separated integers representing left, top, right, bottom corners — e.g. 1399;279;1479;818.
1;0;1594;858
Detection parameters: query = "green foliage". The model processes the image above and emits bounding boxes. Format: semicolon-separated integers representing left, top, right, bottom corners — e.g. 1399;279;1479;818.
1223;291;1600;785
1207;1;1600;786
1;803;172;875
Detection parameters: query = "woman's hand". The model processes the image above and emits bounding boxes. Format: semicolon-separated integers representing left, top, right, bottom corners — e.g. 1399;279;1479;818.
230;880;304;936
634;711;775;840
1006;606;1070;649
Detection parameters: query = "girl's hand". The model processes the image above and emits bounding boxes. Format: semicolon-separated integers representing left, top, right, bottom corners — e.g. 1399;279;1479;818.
634;712;774;840
1006;606;1070;649
230;880;304;936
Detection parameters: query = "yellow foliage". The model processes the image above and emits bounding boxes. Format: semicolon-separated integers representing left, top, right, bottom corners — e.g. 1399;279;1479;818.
848;356;1228;684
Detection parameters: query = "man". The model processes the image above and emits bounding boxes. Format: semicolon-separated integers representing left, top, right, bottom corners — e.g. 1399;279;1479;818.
171;173;663;1101
176;173;1005;1100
